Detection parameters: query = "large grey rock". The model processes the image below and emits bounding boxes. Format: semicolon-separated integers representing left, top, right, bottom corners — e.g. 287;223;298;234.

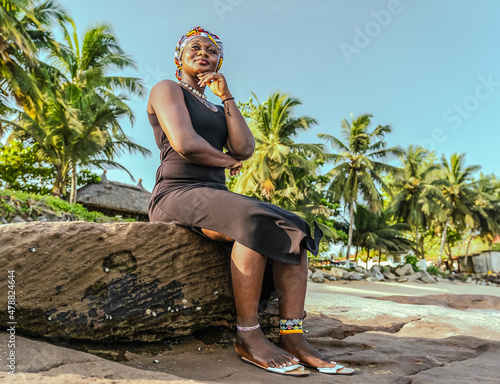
383;269;397;280
0;221;239;343
311;270;325;283
407;275;423;283
435;276;451;283
369;265;385;281
419;270;437;284
330;267;350;280
395;263;416;277
349;272;363;280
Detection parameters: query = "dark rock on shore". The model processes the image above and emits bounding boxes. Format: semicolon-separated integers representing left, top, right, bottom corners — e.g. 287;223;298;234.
0;221;241;343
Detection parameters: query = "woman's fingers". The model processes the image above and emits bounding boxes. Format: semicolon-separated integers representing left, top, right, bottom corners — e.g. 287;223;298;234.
232;164;242;176
197;72;229;97
227;160;242;176
197;72;220;86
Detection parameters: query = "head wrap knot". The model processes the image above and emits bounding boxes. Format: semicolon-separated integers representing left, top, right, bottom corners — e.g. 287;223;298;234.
174;26;224;81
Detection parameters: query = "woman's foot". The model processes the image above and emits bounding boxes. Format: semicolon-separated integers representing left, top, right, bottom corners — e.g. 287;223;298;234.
278;333;354;374
234;328;300;369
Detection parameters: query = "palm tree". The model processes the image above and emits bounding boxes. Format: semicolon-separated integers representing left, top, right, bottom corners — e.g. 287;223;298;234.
352;205;412;266
462;174;500;264
232;93;324;204
6;19;149;201
435;153;481;266
389;146;445;257
231;93;340;241
320;113;404;263
0;0;67;116
52;21;147;202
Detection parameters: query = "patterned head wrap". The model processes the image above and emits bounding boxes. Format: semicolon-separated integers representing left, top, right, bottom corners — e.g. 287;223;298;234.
174;26;224;81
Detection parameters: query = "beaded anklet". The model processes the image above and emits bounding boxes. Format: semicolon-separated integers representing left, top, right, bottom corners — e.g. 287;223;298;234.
237;323;261;331
279;319;303;335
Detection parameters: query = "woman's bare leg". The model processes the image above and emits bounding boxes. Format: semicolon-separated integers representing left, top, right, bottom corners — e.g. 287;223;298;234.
274;248;348;369
200;229;337;370
231;241;299;368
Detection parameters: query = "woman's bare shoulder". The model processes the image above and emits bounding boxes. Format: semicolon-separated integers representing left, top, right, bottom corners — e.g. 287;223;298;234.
148;80;183;114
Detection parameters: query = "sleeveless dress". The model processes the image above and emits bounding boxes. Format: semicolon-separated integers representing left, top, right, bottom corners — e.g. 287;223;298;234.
148;87;322;268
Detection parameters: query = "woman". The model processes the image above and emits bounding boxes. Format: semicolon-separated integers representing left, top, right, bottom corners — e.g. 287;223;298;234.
147;26;354;376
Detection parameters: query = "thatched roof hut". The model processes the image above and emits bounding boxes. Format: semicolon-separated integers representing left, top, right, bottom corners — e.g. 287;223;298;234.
76;171;151;221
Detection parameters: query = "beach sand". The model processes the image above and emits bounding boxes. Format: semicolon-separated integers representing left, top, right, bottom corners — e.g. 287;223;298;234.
2;280;500;383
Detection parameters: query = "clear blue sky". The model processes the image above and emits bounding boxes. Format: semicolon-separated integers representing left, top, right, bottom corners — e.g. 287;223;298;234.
59;0;500;191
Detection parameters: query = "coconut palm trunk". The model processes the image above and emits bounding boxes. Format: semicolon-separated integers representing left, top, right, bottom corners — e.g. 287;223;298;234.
346;201;354;266
70;162;77;204
415;226;420;258
464;236;473;268
438;218;449;267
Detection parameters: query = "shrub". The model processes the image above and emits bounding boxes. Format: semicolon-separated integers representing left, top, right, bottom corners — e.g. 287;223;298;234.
427;266;441;275
405;255;420;272
0;189;134;223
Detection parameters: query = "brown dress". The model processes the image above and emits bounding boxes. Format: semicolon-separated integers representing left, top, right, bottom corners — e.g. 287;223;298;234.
148;87;322;268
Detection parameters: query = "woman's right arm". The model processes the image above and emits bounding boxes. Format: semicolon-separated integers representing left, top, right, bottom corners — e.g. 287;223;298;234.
148;80;240;169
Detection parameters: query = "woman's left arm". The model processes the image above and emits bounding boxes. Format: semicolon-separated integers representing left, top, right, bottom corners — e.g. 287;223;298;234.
198;72;255;160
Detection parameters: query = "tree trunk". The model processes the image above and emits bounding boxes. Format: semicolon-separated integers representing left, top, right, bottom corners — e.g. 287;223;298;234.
354;245;359;262
438;218;449;267
447;242;453;272
70;162;77;204
366;249;370;269
378;249;382;265
444;242;454;272
52;164;63;197
464;236;473;268
414;226;418;257
346;202;355;267
420;233;425;258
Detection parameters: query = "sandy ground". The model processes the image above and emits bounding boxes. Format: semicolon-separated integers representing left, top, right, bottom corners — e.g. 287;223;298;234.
308;279;500;298
2;280;500;384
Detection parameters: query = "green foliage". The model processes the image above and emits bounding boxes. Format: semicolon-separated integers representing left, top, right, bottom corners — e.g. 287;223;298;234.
231;92;342;247
353;205;412;256
492;243;500;251
426;265;446;277
0;189;133;222
320;113;404;259
0;140;55;194
426;266;439;275
0;140;103;196
404;255;420;272
77;170;101;187
2;5;149;198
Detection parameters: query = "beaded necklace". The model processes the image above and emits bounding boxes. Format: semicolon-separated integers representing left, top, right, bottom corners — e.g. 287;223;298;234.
179;81;217;112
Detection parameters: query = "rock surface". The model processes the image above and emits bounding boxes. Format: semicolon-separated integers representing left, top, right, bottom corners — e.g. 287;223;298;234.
311;270;325;283
0;332;195;383
2;281;500;383
0;221;237;342
395;263;415;276
368;265;385;281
